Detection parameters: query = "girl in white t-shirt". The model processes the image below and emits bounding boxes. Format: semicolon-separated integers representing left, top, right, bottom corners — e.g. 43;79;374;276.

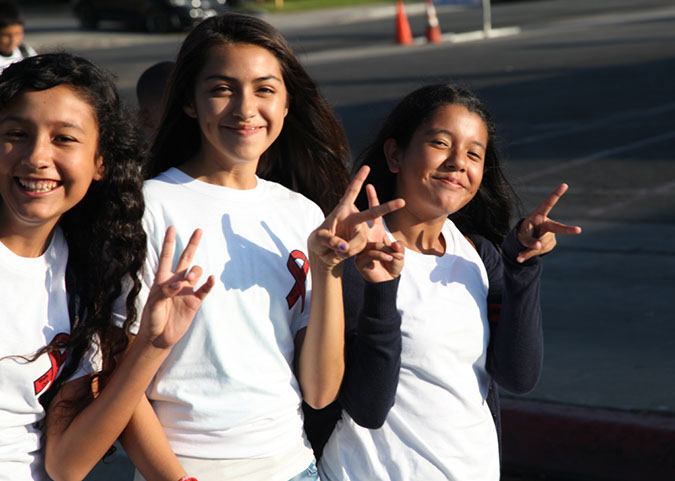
318;84;583;481
0;53;214;481
121;12;403;481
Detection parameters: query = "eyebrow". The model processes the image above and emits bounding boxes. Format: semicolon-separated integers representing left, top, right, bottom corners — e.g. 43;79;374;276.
426;128;486;150
204;74;283;83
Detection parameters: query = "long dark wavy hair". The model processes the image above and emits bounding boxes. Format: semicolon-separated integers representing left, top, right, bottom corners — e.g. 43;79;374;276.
0;54;146;418
355;84;519;247
145;12;350;214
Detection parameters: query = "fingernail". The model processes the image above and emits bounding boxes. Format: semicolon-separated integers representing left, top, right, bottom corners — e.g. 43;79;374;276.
339;242;348;251
170;282;181;290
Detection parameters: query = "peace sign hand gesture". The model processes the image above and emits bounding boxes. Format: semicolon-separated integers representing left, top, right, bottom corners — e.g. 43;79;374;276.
517;183;582;263
354;184;405;283
308;166;405;271
138;227;215;349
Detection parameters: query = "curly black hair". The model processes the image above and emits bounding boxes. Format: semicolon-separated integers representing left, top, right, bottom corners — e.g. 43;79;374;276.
0;53;146;416
354;83;519;247
146;12;350;214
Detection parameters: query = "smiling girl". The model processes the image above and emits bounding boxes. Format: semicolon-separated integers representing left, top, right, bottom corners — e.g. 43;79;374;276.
0;53;214;481
318;84;582;481
121;12;403;481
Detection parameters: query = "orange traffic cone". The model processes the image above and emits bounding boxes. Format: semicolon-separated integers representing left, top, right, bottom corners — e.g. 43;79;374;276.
425;0;442;44
395;1;413;45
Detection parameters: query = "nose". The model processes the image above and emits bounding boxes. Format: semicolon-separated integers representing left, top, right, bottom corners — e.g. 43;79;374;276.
232;91;256;120
21;136;51;171
443;148;466;172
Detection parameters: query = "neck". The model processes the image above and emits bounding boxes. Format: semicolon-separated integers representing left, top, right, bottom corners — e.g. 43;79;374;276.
385;207;447;256
0;222;57;258
179;150;259;190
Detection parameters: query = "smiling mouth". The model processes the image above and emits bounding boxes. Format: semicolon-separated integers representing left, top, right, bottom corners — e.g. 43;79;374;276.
435;177;464;189
226;125;264;135
17;178;61;193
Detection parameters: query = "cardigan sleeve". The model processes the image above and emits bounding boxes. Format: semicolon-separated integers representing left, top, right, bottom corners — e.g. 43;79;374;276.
337;258;402;429
470;225;544;394
302;259;402;457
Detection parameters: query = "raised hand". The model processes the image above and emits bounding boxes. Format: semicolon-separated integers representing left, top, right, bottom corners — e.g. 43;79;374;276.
354;184;405;282
139;227;215;349
308;166;405;271
517;183;582;263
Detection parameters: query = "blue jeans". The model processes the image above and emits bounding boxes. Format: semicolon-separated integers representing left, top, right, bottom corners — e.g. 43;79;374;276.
288;460;319;481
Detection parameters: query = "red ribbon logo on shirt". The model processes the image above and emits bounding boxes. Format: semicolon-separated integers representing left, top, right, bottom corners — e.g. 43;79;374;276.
34;333;70;396
286;250;309;312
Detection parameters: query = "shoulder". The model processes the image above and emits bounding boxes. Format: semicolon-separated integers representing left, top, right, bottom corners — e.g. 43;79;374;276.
259;179;325;222
19;44;37;58
143;169;179;195
466;234;500;264
445;219;498;264
142;169;194;211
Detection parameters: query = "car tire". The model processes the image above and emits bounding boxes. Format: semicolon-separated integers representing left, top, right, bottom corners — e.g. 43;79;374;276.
145;8;171;33
77;2;98;30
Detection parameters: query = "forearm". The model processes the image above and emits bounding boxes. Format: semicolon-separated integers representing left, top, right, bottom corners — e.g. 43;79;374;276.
46;339;170;481
340;275;401;428
488;226;544;393
297;257;345;409
121;396;186;481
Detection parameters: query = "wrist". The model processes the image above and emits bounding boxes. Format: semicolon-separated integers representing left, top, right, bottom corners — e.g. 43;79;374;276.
309;251;344;278
128;331;172;362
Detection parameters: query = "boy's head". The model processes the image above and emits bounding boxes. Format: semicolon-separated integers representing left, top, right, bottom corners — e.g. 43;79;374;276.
0;2;23;57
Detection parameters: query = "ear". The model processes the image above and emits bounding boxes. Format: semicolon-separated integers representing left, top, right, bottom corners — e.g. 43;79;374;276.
184;102;197;119
383;138;401;174
93;156;105;181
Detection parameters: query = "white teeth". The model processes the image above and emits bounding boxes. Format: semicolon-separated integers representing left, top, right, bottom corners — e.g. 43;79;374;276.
19;179;59;193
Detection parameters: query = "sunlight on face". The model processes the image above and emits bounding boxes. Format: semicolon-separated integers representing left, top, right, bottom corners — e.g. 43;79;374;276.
388;103;487;221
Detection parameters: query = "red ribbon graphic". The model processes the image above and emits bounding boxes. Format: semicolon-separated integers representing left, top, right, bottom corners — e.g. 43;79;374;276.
286;250;309;312
34;333;70;396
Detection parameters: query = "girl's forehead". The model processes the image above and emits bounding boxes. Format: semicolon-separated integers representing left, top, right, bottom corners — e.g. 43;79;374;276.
422;104;486;129
203;42;283;73
0;84;97;127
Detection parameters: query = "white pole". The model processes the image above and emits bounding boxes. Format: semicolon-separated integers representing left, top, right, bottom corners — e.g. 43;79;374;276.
482;0;492;37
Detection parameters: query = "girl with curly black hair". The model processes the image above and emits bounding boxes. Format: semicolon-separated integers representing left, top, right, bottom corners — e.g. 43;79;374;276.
0;53;214;481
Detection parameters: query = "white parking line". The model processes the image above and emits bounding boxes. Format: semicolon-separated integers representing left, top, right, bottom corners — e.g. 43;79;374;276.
588;180;675;217
519;130;675;182
511;102;675;147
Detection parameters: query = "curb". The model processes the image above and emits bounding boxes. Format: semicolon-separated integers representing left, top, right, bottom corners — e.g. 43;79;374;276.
500;397;675;481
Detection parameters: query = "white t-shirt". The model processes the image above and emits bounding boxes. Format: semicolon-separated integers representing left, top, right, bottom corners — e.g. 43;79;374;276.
137;168;323;475
0;227;71;481
320;219;500;481
0;44;37;74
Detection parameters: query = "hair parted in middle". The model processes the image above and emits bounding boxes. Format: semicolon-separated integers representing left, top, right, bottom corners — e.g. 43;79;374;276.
354;83;519;247
146;12;350;214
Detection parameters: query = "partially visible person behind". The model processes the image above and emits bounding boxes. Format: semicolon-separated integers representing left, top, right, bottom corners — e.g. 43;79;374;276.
0;1;36;74
0;53;214;481
136;61;175;143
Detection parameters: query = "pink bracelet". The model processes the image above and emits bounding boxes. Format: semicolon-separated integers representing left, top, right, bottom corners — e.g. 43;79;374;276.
178;477;198;481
